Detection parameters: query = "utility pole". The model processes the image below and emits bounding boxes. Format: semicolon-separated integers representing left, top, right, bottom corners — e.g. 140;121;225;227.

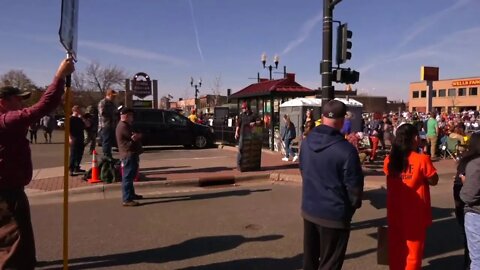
320;0;343;102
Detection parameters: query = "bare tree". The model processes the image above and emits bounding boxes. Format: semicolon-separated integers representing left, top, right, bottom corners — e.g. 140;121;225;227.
0;70;34;89
72;72;89;92
85;62;127;94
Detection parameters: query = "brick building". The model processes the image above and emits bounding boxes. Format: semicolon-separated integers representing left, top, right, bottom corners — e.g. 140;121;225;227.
409;76;480;113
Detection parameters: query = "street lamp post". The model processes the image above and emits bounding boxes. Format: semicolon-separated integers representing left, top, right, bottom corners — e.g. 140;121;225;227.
261;53;279;80
190;77;202;109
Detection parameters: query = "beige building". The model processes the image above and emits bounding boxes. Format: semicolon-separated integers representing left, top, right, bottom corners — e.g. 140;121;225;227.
409;76;480;113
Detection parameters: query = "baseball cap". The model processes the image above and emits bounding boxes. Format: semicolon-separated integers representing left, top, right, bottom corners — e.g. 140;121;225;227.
0;86;31;99
241;101;248;109
119;107;134;115
106;89;117;96
322;100;347;119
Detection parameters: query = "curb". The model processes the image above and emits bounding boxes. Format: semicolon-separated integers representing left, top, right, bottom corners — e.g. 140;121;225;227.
270;172;384;191
27;173;272;202
27;171;385;203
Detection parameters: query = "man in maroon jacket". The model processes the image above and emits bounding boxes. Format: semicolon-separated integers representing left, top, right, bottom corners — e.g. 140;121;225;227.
0;58;74;269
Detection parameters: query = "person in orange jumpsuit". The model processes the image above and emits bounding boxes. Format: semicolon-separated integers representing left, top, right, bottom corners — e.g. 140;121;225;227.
383;123;439;270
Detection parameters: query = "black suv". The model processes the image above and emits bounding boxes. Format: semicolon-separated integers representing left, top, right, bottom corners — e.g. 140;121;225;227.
131;108;215;148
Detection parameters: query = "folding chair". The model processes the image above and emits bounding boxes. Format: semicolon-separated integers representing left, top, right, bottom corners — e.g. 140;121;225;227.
441;137;460;160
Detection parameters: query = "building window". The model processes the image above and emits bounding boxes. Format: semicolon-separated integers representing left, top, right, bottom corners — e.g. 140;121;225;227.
459;88;467;96
432;90;437;97
420;90;426;98
448;88;456;97
412;91;419;98
470;87;478;96
438;89;446;97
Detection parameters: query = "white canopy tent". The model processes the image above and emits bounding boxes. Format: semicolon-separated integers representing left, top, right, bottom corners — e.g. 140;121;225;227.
279;97;364;135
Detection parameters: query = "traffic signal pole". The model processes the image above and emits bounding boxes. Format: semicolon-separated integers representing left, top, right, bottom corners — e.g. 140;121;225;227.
320;0;334;102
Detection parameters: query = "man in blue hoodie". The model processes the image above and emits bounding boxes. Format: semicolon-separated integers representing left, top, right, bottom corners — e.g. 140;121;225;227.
300;99;364;270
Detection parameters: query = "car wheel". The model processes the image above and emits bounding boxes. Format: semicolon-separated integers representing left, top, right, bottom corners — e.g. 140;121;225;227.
194;135;207;148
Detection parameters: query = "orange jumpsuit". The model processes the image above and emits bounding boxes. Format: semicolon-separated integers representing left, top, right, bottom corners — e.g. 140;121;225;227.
384;152;437;270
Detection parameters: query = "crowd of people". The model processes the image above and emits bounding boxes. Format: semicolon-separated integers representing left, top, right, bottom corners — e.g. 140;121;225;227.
288;105;480;269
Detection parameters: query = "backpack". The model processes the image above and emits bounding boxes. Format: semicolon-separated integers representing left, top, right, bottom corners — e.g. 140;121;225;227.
82;157;121;183
100;157;122;183
82;158;122;183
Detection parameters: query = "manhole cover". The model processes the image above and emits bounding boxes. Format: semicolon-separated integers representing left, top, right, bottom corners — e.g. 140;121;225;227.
245;224;262;230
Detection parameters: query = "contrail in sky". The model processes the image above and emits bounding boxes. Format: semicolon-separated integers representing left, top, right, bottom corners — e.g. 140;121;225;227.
80;40;188;66
395;0;472;50
188;0;204;63
360;0;473;74
282;11;323;55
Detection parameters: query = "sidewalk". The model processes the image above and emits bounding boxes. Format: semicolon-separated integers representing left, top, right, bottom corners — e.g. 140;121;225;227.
26;146;458;196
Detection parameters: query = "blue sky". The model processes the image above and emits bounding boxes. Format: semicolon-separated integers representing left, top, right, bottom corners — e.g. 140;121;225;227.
0;0;479;101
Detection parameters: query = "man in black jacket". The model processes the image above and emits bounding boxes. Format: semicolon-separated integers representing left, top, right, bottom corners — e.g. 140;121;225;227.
299;100;364;270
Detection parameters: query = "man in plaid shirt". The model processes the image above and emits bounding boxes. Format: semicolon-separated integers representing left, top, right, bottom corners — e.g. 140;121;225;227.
98;89;118;158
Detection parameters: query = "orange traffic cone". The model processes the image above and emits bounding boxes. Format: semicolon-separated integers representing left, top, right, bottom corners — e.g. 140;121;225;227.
88;149;102;184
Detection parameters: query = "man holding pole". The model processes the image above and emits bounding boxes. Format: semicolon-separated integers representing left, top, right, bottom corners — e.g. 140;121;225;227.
0;58;74;269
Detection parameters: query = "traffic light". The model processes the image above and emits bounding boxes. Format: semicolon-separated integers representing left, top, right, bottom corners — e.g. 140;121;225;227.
332;68;360;84
336;23;353;65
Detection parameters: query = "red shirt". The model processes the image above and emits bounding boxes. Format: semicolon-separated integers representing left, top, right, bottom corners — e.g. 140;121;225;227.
0;77;64;189
384;152;437;229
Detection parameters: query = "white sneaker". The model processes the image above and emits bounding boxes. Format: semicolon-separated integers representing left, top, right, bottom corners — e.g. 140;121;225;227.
282;157;289;162
292;155;298;162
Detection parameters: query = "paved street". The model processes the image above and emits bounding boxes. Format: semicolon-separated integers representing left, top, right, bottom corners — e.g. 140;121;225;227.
33;174;463;270
29;130;466;269
30;131;222;170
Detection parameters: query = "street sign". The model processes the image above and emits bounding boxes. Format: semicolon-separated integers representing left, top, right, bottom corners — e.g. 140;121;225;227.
421;66;439;81
59;0;79;60
132;72;152;99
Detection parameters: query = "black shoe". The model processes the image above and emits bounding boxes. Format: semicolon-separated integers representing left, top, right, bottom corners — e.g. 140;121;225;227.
69;172;76;176
74;168;86;173
122;200;140;207
131;194;143;200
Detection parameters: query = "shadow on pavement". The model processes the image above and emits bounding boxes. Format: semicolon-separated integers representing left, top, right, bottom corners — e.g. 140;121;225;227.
140;166;190;172
345;247;377;260
143;166;235;175
352;204;463;265
39;234;284;270
260;164;298;171
422;255;465;270
176;254;303;270
363;169;385;176
139;188;272;206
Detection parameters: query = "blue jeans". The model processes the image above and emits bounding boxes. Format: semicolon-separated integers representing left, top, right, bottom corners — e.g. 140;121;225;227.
465;212;480;269
121;155;139;202
237;136;244;167
101;127;115;158
284;138;293;158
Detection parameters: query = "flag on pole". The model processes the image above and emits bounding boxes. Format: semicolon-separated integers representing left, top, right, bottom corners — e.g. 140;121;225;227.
59;0;79;60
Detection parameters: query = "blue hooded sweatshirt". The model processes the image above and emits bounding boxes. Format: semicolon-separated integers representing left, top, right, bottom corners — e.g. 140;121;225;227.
300;124;364;228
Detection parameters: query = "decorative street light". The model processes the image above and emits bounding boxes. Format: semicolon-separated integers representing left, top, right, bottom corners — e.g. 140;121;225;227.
261;53;279;80
190;77;202;109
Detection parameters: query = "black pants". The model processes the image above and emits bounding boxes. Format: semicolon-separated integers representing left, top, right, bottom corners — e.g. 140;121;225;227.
0;190;36;270
454;184;471;269
303;219;350;270
69;141;85;172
